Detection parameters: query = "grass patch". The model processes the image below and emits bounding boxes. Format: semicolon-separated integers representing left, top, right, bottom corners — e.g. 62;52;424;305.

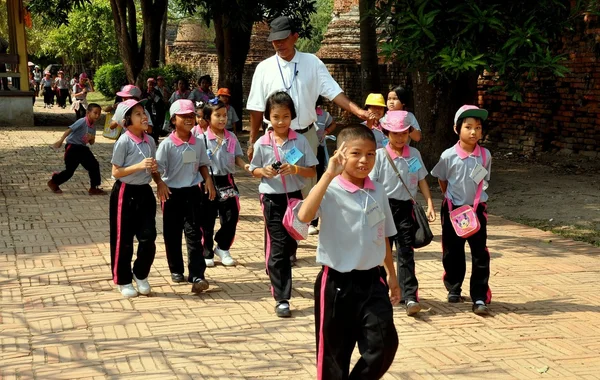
510;217;600;247
87;91;114;109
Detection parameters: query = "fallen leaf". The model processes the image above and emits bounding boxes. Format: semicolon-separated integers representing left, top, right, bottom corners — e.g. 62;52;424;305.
536;366;549;374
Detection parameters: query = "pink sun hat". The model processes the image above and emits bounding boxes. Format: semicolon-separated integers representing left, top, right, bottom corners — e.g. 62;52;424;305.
114;99;148;127
454;105;488;125
381;110;412;132
116;84;142;99
169;99;195;116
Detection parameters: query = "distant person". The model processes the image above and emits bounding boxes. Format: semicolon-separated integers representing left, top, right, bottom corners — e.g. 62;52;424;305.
143;78;166;142
156;76;171;101
72;73;94;119
40;71;54;108
33;65;42;96
168;78;191;104
216;88;239;133
189;75;214;104
55;70;69;108
0;37;9;91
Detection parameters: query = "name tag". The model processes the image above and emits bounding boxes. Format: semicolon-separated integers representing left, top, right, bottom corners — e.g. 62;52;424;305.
182;149;196;164
365;201;385;227
470;163;488;184
408;157;422;173
381;138;389;147
284;146;303;165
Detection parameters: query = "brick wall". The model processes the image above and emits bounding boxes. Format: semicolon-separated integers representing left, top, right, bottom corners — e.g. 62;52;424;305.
479;22;600;158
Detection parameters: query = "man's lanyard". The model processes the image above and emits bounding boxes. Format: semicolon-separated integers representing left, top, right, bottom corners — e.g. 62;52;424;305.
276;56;297;92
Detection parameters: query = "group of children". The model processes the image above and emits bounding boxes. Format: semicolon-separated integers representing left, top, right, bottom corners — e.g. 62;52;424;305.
47;84;493;379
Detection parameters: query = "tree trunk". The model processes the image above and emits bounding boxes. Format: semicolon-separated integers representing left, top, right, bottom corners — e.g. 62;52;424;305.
411;71;479;170
213;12;253;132
141;0;167;71
359;0;380;97
159;2;168;66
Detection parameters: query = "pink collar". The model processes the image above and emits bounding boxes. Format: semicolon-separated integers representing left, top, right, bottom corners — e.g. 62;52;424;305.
85;116;93;128
316;107;323;116
169;131;196;146
337;175;376;193
126;130;150;144
206;128;232;141
455;141;481;159
259;129;298;145
385;144;410;160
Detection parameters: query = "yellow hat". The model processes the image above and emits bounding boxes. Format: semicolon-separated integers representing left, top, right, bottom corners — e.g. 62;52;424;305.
365;93;386;108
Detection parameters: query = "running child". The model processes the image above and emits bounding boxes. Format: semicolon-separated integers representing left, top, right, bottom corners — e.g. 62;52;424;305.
297;124;400;380
249;91;318;318
386;85;422;142
369;110;436;316
195;99;247;267
48;103;106;195
109;99;161;298
363;93;387;148
156;99;216;293
431;105;492;315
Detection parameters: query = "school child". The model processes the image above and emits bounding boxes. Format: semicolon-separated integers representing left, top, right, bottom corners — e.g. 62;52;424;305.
309;96;337;235
41;71;54;108
191;101;208;135
48;103;106;195
369;110;436;316
189;75;215;104
297;124;400;380
108;85;154;135
156;99;216;293
168;78;191;104
216;88;240;133
431;105;492;315
249;91;318;318
55;70;69;109
362;93;387;148
109;99;161;298
386;85;422;142
195;99;247;267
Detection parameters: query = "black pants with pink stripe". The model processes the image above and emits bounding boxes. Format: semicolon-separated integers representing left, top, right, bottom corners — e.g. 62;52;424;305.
202;174;240;258
315;266;398;380
260;191;302;303
389;198;419;303
52;144;101;188
109;181;157;285
163;185;206;281
441;200;492;304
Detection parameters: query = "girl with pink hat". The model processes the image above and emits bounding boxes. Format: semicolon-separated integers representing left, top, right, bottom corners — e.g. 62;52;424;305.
72;73;94;119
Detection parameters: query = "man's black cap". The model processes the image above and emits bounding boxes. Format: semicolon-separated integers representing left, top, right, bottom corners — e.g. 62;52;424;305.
267;16;295;42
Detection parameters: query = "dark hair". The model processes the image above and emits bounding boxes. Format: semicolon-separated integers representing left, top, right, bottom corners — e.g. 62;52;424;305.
455;117;484;133
316;96;324;107
177;78;189;88
123;103;145;128
86;103;101;113
264;91;297;120
199;75;212;85
337;124;376;148
381;126;413;136
202;100;227;122
390;85;409;105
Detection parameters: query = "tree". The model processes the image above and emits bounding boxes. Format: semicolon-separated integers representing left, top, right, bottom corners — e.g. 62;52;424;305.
297;0;334;53
28;0;168;85
359;0;380;98
174;0;316;127
374;0;581;167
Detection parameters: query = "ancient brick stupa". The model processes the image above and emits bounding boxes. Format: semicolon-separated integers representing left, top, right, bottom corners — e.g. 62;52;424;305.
247;22;273;63
317;0;360;61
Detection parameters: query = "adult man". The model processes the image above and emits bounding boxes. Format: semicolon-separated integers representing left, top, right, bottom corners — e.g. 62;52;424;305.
143;78;166;142
247;16;373;197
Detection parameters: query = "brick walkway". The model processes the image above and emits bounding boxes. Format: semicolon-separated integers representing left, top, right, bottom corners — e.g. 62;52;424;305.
1;127;600;379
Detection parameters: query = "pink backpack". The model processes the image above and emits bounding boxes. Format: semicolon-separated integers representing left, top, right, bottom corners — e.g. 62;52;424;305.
270;132;309;240
448;150;487;239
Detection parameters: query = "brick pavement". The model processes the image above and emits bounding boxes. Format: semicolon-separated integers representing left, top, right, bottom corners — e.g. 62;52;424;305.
1;127;600;379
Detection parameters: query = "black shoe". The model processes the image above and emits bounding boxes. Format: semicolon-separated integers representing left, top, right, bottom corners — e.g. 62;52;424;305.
171;273;184;283
275;302;291;318
473;303;490;316
191;277;209;293
448;293;463;303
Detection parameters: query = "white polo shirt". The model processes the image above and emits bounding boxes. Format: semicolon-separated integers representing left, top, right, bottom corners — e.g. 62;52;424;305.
370;144;428;201
431;143;492;206
309;176;397;273
246;50;343;130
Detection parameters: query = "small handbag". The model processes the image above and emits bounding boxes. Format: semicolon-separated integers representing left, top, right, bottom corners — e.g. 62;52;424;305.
384;150;433;249
203;134;240;202
102;112;122;140
270;131;309;240
447;150;487;239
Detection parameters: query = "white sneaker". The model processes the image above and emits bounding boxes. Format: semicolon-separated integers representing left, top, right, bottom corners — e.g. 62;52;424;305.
214;247;235;266
133;274;151;296
308;225;318;235
205;258;215;267
117;283;138;298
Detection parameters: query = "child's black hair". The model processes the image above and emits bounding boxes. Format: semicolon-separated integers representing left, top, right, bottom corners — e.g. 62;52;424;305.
177;77;189;89
455;117;484;134
316;96;324;108
202;100;227;122
199;75;212;85
381;126;413;136
264;91;297;120
337;123;376;148
123;103;145;128
86;103;101;113
390;85;409;105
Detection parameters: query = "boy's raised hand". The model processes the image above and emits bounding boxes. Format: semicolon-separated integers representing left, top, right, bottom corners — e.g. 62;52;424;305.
325;142;347;177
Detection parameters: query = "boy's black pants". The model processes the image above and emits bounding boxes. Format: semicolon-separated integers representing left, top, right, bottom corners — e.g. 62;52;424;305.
260;191;302;302
311;145;327;227
163;185;207;281
202;174;240;258
109;181;157;285
315;266;398;380
43;86;53;105
58;89;69;107
52;144;101;188
389;198;419;303
441;200;492;304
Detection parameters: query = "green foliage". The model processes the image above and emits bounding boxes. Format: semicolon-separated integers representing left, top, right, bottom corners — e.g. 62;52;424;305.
297;0;334;53
375;0;584;101
94;63;127;98
26;0;118;68
140;65;197;88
